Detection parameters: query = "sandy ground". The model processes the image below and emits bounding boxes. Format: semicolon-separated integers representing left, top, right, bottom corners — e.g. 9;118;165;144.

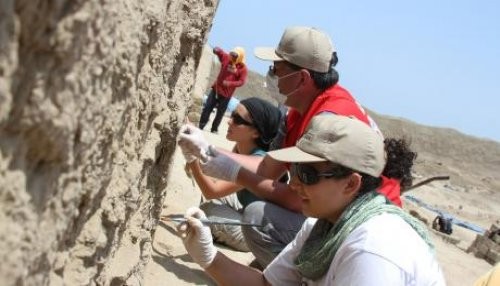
143;116;493;286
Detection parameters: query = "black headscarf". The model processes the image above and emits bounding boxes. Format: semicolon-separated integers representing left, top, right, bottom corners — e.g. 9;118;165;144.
240;97;282;151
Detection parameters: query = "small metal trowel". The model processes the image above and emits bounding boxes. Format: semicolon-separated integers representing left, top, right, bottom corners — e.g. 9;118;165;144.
160;214;263;227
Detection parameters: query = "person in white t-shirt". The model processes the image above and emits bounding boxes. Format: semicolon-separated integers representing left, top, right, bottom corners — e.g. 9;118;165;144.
176;114;446;286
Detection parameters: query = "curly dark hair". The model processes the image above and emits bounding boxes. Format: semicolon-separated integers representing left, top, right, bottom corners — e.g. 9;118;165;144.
382;138;417;189
357;137;417;195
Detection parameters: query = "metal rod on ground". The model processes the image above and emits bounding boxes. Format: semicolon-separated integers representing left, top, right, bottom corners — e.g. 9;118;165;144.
404;175;450;192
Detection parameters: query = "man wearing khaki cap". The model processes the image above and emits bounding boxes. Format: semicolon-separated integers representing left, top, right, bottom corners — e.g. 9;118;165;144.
178;26;403;268
176;114;445;285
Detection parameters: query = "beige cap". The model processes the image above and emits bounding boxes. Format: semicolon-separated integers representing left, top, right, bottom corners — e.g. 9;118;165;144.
254;26;336;73
268;114;386;177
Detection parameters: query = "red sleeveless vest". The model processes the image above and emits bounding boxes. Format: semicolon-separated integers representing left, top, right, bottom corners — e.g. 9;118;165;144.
284;84;402;207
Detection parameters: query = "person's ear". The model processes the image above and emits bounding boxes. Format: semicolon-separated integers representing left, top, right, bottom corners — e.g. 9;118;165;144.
344;173;362;198
299;69;312;85
251;129;260;139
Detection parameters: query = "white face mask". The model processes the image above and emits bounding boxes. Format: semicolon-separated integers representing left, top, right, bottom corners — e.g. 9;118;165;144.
265;70;285;105
265;69;300;105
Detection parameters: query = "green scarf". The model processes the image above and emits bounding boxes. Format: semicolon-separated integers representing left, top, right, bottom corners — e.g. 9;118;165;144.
295;192;433;280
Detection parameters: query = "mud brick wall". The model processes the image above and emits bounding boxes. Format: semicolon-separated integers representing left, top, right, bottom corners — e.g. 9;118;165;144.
0;0;217;285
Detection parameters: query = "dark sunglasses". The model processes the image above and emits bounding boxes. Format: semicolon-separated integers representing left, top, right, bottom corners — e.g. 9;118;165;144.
230;112;254;126
269;65;276;75
291;163;352;185
269;62;301;75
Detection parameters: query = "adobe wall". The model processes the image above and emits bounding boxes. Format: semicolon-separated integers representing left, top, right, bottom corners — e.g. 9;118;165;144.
0;0;217;284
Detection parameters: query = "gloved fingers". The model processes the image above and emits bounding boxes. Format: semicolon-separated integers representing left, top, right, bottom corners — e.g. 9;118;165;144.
186;216;204;229
178;139;199;154
175;216;204;239
179;124;189;134
176;221;189;239
178;140;199;163
199;154;216;172
207;145;218;157
198;148;241;182
199;152;208;163
178;132;195;143
179;123;196;135
185;206;207;220
179;127;203;144
177;138;191;149
183;124;203;136
178;139;193;151
199;145;214;163
184;154;197;163
179;131;206;147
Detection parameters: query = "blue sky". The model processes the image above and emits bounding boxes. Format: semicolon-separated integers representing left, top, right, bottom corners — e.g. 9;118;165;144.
207;0;500;142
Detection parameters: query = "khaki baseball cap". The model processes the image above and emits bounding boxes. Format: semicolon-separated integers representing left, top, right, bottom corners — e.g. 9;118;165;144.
267;114;386;177
254;26;335;73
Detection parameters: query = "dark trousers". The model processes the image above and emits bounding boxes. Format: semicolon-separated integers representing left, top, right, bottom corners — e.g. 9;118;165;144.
199;89;231;132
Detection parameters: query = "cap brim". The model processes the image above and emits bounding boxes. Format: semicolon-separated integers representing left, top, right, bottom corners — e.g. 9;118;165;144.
254;47;283;61
267;146;327;163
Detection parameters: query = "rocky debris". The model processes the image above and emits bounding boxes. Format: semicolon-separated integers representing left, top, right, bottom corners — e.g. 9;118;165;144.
467;224;500;265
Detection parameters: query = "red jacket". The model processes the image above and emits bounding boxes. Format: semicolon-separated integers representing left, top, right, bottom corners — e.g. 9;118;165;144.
212;47;248;98
285;84;402;207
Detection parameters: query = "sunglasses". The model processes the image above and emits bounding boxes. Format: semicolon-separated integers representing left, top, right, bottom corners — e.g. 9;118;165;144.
269;62;301;75
291;163;352;185
230;112;254;126
269;65;276;75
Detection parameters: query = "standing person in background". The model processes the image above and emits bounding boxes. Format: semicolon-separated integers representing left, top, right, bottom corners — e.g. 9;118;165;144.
176;114;445;286
186;97;281;252
199;46;248;134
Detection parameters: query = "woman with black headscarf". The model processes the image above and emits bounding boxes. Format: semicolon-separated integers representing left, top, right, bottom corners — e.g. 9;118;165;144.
186;97;282;252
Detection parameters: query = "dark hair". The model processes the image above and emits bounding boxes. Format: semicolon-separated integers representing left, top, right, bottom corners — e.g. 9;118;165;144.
360;137;416;194
240;97;282;151
325;137;416;195
286;52;339;90
382;138;416;189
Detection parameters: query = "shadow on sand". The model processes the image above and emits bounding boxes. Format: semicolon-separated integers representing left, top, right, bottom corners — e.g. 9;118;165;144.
152;221;215;285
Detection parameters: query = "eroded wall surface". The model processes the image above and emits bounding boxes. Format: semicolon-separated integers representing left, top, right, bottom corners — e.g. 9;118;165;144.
0;0;217;285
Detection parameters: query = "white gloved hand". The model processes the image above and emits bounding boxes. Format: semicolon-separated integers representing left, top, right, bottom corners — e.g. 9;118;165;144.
176;207;217;269
179;143;198;163
178;141;198;163
200;146;241;182
178;124;210;160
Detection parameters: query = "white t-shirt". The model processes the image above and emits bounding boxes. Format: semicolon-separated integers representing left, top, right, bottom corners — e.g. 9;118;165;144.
264;214;446;286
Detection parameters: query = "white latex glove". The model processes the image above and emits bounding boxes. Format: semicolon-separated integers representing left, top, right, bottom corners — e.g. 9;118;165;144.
200;146;241;182
176;207;217;269
178;124;210;159
179;143;198;163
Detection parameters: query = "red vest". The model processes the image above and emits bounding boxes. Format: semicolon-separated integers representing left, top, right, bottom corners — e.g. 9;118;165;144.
285;84;402;207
